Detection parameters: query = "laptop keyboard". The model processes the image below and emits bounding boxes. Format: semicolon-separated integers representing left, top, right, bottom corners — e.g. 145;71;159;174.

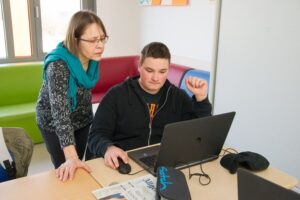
139;154;157;168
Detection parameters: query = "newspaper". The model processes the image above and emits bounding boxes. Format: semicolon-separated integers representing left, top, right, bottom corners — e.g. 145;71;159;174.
92;174;157;200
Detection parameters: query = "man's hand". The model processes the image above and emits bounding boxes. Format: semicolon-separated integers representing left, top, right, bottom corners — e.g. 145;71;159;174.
185;76;208;101
104;145;128;169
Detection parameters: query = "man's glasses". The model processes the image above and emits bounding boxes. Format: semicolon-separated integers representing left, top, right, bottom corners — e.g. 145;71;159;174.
78;36;109;45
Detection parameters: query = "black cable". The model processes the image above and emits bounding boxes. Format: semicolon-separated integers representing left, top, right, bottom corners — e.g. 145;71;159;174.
199;164;211;185
219;147;239;157
188;163;211;186
186;148;238;186
128;169;146;176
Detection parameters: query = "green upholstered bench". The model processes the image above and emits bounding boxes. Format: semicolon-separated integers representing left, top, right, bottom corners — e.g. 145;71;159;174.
0;63;43;143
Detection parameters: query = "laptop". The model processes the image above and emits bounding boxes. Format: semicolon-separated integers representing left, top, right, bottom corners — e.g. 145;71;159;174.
238;168;300;200
128;111;236;176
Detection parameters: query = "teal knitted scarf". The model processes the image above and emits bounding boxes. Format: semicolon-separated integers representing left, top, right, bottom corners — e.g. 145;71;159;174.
43;42;99;111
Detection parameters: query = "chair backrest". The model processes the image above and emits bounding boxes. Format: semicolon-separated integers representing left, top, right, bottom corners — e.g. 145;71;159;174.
179;69;210;97
91;56;140;103
1;127;33;178
92;56;140;94
0;64;43;106
168;63;191;86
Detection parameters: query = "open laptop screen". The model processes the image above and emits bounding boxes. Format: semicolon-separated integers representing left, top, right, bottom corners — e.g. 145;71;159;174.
238;169;300;200
129;112;236;176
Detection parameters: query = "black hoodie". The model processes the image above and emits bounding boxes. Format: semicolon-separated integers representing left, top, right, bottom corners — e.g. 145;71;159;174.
88;76;212;157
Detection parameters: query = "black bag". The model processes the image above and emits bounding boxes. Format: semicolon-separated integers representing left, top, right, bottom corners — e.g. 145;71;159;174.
156;166;191;200
220;151;269;174
0;160;16;182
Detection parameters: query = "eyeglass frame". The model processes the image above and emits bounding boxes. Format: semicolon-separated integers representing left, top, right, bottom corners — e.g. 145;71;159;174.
77;36;109;45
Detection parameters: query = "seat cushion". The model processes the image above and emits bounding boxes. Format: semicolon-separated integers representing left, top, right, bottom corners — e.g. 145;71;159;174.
0;102;36;119
0;102;43;144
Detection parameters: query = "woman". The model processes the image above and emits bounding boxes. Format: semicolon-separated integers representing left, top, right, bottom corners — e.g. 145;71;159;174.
36;10;108;181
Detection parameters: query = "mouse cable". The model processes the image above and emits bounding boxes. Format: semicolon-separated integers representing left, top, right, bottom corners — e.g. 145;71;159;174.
128;169;146;175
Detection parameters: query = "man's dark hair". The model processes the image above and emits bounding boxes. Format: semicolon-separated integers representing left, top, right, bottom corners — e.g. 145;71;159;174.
139;42;171;65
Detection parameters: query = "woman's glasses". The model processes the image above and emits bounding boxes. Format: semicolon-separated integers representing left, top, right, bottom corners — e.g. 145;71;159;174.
78;36;109;45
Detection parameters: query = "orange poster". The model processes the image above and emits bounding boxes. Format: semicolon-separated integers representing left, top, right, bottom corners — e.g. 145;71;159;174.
139;0;188;6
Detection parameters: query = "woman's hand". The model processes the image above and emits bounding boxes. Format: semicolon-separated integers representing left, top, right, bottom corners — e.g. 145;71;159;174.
56;157;91;182
56;145;91;182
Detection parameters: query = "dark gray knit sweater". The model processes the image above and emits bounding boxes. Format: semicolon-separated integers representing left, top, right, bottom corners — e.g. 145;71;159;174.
36;60;93;148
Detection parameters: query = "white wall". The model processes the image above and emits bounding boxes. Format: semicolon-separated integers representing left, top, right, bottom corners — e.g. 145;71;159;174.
138;1;216;71
214;0;300;181
97;0;216;71
96;1;140;57
97;0;300;184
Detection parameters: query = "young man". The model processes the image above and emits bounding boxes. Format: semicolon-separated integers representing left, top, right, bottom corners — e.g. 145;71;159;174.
88;42;212;170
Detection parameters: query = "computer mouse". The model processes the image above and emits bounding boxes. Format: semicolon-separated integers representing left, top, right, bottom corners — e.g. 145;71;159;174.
117;157;131;174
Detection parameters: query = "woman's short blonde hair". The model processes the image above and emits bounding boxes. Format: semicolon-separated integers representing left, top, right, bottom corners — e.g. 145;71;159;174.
63;10;107;55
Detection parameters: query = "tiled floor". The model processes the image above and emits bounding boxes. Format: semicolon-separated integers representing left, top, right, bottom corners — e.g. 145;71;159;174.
27;104;100;176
